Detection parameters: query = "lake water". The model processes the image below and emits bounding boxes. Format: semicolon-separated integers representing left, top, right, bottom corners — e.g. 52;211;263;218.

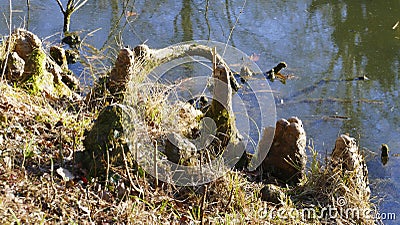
1;0;399;222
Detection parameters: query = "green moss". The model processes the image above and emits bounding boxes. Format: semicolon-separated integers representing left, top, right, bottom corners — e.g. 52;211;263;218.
20;48;73;98
22;48;50;94
28;48;46;76
207;106;234;138
54;81;73;98
78;104;134;177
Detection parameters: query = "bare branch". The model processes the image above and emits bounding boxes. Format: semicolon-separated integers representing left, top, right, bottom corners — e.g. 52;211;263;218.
74;0;88;11
67;0;74;10
55;0;65;14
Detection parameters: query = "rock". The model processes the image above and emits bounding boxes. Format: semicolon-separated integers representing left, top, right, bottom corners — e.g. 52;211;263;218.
260;117;307;185
11;28;42;61
6;52;25;81
107;48;135;95
260;184;284;204
78;104;135;176
50;46;68;69
19;47;75;100
330;134;370;199
165;132;198;166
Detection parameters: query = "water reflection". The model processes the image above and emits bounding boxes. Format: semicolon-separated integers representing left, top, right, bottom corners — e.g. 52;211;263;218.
307;1;400;151
310;1;400;221
175;0;193;42
311;0;400;87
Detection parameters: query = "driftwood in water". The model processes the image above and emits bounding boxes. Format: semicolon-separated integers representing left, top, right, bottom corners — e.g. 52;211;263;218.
102;44;242;105
282;76;371;103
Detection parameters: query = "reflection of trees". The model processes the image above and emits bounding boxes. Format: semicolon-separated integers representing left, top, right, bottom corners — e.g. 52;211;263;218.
172;0;238;44
311;0;400;88
100;0;121;51
308;1;400;135
55;0;88;33
181;0;193;41
174;0;193;42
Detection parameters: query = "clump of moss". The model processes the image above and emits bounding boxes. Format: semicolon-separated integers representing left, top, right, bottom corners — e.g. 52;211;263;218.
21;48;50;93
78;104;137;177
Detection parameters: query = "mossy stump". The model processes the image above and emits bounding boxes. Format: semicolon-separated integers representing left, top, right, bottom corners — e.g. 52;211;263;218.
78;104;135;177
2;28;80;100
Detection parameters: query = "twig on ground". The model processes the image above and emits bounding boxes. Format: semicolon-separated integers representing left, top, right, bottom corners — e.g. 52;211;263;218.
122;145;143;194
200;185;208;225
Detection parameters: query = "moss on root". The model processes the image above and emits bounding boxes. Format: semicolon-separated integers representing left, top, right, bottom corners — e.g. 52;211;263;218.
21;48;50;94
18;48;73;98
77;104;136;178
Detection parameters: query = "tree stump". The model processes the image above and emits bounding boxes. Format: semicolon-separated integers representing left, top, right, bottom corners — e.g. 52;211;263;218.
260;117;307;185
330;134;370;200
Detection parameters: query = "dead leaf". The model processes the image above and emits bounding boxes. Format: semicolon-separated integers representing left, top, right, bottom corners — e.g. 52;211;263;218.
78;201;91;215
